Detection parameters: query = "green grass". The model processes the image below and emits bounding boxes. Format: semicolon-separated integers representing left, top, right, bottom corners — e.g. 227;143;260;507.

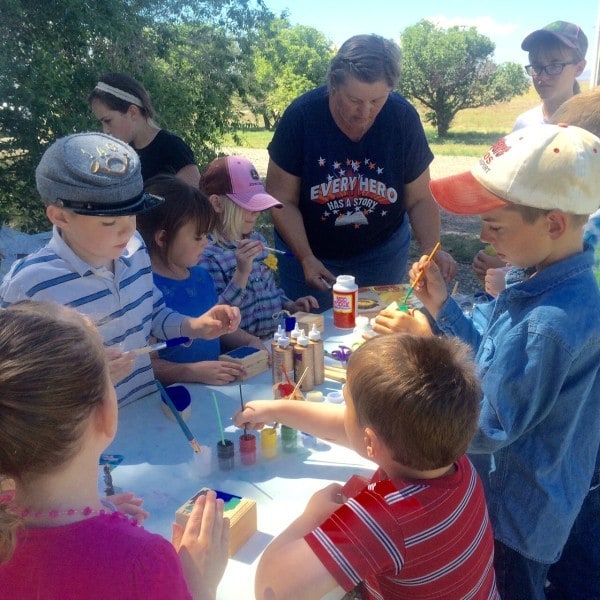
224;84;592;157
223;86;547;156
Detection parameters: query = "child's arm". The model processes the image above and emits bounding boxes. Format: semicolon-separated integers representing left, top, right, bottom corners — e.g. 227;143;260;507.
151;356;245;386
172;490;229;600
283;295;320;314
233;400;349;446
182;305;241;340
371;304;434;336
255;483;345;600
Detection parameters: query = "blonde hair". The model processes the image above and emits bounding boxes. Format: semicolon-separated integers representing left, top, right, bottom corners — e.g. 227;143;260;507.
0;301;108;563
211;195;246;243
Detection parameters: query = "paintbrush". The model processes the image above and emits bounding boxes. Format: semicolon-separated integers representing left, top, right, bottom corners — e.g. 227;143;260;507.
132;336;191;356
156;381;202;453
239;383;247;435
262;245;294;258
273;367;308;429
403;241;442;304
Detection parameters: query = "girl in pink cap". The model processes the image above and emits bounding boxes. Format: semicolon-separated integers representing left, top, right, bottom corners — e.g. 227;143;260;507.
200;155;319;338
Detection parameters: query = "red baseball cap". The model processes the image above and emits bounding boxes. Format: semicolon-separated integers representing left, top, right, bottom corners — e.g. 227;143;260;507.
199;156;282;211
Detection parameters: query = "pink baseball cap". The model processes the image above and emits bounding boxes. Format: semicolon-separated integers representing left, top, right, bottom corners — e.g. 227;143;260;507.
199;155;282;211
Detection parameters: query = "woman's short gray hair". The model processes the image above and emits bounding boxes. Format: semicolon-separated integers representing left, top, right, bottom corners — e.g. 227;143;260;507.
327;34;402;91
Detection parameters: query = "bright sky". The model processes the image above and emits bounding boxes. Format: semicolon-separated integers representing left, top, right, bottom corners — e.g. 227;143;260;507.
263;0;598;73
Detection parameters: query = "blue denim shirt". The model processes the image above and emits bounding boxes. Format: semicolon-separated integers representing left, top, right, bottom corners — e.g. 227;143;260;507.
436;246;600;563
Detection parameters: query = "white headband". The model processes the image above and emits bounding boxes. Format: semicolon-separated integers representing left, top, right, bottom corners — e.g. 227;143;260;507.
94;82;143;107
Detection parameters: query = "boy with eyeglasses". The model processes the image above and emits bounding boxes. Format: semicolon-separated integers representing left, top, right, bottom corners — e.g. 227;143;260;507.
514;20;587;131
472;20;587;280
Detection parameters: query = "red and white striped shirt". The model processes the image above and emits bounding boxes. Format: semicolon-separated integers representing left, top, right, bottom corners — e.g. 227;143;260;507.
305;455;499;600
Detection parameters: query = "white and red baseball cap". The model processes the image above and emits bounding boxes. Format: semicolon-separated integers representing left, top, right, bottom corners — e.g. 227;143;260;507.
430;124;600;216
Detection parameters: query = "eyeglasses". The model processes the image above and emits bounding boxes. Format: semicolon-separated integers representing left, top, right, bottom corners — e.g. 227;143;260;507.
524;62;577;77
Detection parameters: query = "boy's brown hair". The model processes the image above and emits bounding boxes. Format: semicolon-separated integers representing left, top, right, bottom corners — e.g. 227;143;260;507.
347;334;481;471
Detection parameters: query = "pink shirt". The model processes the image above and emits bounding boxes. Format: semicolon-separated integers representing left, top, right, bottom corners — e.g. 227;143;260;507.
0;512;192;599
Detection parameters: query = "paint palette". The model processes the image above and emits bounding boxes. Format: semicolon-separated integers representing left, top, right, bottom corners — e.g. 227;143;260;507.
357;284;422;317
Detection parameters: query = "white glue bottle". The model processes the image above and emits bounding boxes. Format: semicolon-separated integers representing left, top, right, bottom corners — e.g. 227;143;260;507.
294;332;315;391
308;324;324;385
333;275;358;329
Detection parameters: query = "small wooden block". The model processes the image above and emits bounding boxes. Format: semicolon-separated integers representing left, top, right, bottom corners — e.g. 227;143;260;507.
175;489;257;557
294;311;325;335
219;346;269;380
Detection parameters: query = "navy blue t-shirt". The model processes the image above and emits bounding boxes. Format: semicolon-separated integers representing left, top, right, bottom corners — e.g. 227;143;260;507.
268;86;433;259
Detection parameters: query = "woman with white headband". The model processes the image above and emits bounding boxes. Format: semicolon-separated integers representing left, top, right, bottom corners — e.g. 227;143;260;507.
89;73;201;187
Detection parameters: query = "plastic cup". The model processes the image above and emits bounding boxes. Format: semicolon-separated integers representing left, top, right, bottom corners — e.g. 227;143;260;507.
281;425;298;453
260;428;278;459
216;439;234;471
239;433;257;466
190;445;212;477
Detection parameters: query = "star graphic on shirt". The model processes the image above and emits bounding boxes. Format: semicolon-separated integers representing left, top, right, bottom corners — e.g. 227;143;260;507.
369;162;376;170
351;160;360;171
318;157;326;166
377;166;384;174
327;174;333;181
364;158;370;165
333;161;341;170
346;158;351;165
381;210;388;217
323;210;330;218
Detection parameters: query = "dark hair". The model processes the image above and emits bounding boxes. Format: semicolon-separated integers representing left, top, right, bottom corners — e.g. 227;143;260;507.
138;174;217;262
0;301;108;561
327;34;401;91
88;72;157;121
347;334;481;470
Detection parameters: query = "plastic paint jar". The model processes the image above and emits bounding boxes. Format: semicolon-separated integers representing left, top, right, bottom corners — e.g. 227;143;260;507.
281;425;298;452
333;275;358;329
190;446;212;477
239;433;257;466
216;439;234;471
260;427;278;459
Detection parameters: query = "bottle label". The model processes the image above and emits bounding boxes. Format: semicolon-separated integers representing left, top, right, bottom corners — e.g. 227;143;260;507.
333;290;356;329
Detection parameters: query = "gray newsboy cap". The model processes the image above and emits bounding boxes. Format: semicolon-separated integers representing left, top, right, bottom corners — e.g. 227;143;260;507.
36;132;164;216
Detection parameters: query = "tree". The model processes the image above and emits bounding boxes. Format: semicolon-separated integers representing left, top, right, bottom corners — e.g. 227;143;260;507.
399;20;529;137
0;0;269;231
248;18;334;130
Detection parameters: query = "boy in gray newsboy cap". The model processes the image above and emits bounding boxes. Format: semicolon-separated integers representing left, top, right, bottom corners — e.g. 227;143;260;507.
35;132;164;216
0;132;240;406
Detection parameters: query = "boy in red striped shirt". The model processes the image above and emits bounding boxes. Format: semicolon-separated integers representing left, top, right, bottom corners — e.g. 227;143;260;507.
235;334;498;599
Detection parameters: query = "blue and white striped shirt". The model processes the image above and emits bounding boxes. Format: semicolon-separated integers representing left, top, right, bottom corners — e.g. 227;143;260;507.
0;228;184;406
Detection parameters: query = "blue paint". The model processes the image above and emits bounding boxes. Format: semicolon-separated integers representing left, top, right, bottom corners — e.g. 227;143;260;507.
224;346;259;359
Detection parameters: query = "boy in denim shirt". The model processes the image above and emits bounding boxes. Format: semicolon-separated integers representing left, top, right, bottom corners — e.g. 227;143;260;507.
399;124;600;599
